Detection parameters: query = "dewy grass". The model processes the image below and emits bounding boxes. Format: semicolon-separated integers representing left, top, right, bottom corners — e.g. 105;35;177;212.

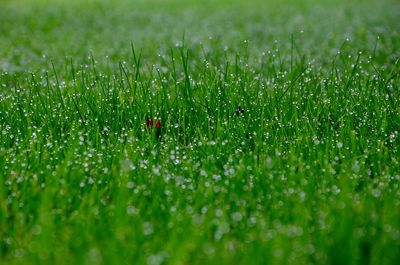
0;0;400;264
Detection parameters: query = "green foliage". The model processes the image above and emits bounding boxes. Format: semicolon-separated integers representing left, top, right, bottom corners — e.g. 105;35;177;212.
0;0;399;264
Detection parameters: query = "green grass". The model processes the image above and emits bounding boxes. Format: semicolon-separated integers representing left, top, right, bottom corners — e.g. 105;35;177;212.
0;0;400;264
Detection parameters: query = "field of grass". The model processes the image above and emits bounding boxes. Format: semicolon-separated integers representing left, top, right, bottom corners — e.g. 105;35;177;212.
0;0;400;264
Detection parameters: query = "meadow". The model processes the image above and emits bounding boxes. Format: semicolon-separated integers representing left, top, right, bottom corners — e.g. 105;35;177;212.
0;0;399;264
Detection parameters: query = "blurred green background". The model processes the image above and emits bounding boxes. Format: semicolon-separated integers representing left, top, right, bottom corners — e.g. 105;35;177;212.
1;0;399;72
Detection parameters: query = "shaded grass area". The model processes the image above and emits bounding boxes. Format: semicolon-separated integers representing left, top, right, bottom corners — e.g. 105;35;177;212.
0;0;400;264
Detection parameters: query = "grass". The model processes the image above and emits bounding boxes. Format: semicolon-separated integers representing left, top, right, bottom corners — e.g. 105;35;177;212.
0;0;400;264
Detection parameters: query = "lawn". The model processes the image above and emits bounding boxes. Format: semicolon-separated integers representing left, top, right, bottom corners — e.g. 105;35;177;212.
0;0;399;264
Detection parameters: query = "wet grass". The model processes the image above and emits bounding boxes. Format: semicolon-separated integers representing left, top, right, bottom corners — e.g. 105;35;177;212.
0;0;400;264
